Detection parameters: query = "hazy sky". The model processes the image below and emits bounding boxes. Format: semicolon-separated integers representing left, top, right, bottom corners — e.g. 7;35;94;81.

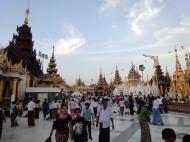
0;0;190;85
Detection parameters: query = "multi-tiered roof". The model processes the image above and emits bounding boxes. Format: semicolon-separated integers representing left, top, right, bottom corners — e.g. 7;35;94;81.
127;64;141;86
113;65;122;86
47;46;57;75
4;9;42;77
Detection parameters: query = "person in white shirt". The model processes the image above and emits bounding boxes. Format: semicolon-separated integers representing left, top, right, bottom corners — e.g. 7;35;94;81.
27;98;35;127
51;100;59;119
119;98;125;116
152;97;163;125
91;98;99;118
158;96;163;114
96;97;114;142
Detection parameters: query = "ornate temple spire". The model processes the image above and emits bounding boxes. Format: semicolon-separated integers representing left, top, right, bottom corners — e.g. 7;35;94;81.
165;66;169;76
113;65;122;86
52;46;55;58
185;53;190;71
175;49;183;73
47;46;57;75
127;63;141;86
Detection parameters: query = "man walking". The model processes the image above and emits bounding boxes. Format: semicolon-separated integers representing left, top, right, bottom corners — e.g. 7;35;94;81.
96;97;114;142
27;98;35;127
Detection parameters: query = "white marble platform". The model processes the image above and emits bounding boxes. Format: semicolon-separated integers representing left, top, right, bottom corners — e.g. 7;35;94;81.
1;111;190;142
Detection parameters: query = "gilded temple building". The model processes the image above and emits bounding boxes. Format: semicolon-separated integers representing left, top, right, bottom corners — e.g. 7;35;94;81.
0;50;25;109
95;70;109;96
126;64;141;87
170;50;190;96
113;65;122;86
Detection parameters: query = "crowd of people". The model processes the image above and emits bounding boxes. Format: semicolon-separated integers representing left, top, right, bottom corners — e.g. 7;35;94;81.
0;93;189;142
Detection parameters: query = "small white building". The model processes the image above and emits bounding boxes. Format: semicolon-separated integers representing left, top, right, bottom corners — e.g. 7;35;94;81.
26;87;61;102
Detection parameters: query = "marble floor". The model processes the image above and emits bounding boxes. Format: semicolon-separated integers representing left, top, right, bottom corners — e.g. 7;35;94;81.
1;111;190;142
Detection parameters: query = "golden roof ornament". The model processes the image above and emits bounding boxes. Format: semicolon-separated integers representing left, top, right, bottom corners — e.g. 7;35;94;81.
24;8;30;25
175;48;183;73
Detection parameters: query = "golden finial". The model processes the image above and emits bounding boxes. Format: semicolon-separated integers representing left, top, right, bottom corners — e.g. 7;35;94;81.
52;46;55;57
24;8;30;25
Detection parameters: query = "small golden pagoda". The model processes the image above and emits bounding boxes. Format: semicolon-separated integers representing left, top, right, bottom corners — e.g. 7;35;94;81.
95;70;109;96
127;64;141;87
170;49;190;96
113;65;122;86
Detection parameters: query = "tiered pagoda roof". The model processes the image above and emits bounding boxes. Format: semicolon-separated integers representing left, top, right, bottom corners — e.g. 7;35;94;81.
127;65;141;80
47;46;57;75
127;64;141;86
4;9;42;77
175;49;184;74
95;70;109;96
185;53;190;81
113;65;122;86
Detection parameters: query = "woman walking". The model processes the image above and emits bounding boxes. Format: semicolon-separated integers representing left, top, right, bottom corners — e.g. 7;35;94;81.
152;97;164;125
50;105;72;142
138;100;151;142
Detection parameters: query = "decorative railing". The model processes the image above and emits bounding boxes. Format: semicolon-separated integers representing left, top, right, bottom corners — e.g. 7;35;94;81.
168;103;190;113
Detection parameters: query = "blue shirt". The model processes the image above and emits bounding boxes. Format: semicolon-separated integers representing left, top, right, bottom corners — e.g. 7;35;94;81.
83;108;92;122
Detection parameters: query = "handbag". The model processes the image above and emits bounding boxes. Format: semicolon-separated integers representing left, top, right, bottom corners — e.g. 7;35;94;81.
45;136;52;142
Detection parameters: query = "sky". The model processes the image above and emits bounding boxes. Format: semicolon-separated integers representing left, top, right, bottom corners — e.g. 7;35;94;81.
0;0;190;85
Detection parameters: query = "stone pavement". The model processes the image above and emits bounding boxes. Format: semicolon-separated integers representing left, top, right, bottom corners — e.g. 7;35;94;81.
1;111;190;142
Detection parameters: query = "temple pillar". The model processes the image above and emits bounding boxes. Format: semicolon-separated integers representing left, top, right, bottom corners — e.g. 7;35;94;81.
11;79;18;102
17;81;21;100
